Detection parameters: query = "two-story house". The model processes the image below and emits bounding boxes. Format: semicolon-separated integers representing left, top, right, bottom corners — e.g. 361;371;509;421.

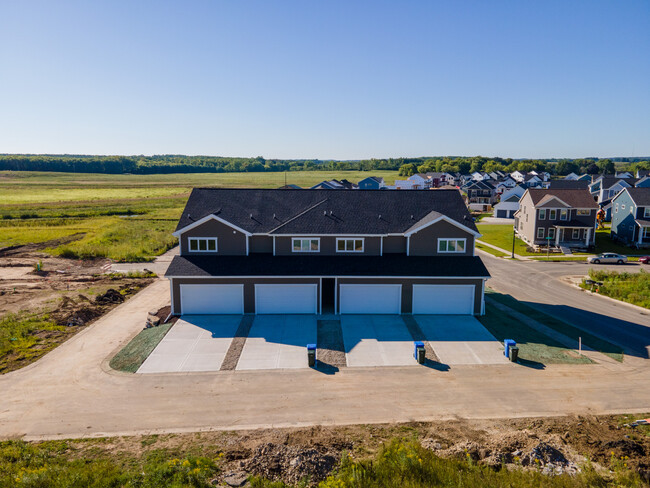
311;179;358;190
588;176;636;204
514;189;598;249
492;185;526;218
463;180;497;211
358;176;386;190
610;188;650;247
165;189;489;316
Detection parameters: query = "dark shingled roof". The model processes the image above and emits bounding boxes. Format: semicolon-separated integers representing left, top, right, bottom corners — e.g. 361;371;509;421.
166;255;490;278
626;187;650;206
592;176;637;189
549;180;589;190
175;189;478;235
528;189;598;208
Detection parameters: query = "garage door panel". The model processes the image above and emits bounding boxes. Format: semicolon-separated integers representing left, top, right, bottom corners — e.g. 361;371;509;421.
256;284;317;314
340;284;401;314
180;284;244;314
412;284;474;315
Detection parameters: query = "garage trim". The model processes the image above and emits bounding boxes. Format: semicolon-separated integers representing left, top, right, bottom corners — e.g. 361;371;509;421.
339;284;402;314
179;283;244;314
412;284;475;315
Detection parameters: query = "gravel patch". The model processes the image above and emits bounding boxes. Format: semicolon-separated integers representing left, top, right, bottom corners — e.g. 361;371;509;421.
221;315;254;371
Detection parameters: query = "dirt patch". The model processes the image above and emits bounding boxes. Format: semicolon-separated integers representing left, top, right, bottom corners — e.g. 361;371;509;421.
0;233;86;257
316;320;346;368
221;316;254;371
58;415;650;485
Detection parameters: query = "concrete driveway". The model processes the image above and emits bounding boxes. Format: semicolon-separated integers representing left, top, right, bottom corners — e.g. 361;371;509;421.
341;315;414;367
236;315;317;370
415;315;510;365
138;315;239;373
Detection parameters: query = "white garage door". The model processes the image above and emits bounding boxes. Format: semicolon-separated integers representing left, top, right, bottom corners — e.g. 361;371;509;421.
180;284;244;314
339;284;401;314
255;284;318;314
412;284;475;315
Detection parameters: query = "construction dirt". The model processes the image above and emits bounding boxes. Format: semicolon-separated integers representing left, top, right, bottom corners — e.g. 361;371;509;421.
0;250;155;373
57;415;650;485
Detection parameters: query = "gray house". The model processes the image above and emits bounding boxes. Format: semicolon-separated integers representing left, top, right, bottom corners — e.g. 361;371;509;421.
610;188;650;247
514;189;598;249
358;176;386;190
166;189;489;316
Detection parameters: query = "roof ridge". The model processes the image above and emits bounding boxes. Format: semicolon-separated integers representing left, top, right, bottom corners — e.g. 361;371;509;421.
268;198;330;233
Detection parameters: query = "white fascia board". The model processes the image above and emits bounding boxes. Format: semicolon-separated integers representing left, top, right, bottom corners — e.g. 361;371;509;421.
404;215;481;238
536;195;572;208
165;275;490;279
270;233;389;237
173;214;252;237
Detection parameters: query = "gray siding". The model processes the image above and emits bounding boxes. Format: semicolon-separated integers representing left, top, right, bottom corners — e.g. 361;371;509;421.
409;220;474;256
274;236;382;256
250;235;273;253
180;219;247;256
383;236;407;253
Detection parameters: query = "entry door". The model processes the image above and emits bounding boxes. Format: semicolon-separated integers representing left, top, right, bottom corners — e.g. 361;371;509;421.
412;284;475;315
255;284;318;314
180;284;244;314
339;284;401;314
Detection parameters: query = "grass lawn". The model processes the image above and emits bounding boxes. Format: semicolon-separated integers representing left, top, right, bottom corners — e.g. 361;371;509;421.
478;303;592;365
475;242;510;257
487;291;624;361
476;224;534;255
0;170;398;261
581;269;650;309
109;322;173;373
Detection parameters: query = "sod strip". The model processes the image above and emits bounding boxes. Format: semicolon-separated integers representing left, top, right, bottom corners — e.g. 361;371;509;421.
317;320;347;368
220;315;255;371
401;316;440;363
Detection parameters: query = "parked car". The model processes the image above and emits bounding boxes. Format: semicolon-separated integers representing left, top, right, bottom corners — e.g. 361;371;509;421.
639;256;650;264
587;253;628;265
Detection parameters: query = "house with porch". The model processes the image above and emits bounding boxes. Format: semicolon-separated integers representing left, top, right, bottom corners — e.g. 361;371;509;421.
514;189;598;250
610;188;650;248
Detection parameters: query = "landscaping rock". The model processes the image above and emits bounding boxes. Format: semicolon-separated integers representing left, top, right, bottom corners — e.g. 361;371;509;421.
222;471;249;487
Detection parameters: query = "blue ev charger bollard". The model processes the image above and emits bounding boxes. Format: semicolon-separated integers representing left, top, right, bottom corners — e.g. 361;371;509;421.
307;343;316;367
504;339;516;358
414;341;425;364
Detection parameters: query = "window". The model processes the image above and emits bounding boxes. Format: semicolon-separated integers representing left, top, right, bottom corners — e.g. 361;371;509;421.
621;204;626;210
577;209;590;216
438;238;466;253
560;209;568;221
548;227;555;239
188;237;217;252
645;208;650;218
572;229;580;239
336;238;364;253
292;238;320;252
615;203;619;213
538;209;546;220
549;209;557;220
537;227;545;239
644;227;650;238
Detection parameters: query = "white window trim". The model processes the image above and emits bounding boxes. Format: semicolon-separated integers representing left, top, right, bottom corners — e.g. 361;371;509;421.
560;209;568;221
644;207;650;218
538;209;546;220
548;227;556;239
577;209;591;216
336;237;365;253
644;227;650;238
549;209;557;220
291;237;320;253
438;238;467;254
188;237;218;252
572;229;580;239
537;227;545;239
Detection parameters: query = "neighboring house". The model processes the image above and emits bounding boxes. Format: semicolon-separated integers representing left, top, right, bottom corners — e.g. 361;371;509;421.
616;171;634;179
564;172;579;180
576;174;592;181
425;172;450;188
311;179;358;190
589;176;635;204
493;185;526;219
464;180;497;211
523;174;543;188
636;170;650;179
165;189;489;316
408;174;430;189
394;179;417;190
514;189;598;249
278;184;302;189
510;171;527;183
610;188;650;248
494;175;517;193
358;176;386;190
549;180;589;190
635;176;650;188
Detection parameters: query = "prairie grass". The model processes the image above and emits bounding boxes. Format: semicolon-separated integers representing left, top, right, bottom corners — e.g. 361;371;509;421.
583;269;650;309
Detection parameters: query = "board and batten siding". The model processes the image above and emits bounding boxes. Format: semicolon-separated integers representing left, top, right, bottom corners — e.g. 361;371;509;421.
408;220;475;256
179;219;246;255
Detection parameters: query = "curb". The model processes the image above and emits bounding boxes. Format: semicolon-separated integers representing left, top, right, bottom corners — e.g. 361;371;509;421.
566;277;650;315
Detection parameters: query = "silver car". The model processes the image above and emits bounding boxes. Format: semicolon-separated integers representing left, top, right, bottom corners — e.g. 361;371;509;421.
587;253;628;264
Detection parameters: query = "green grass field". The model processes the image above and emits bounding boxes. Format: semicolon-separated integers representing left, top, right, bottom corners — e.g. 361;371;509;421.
109;323;173;373
0;170;398;261
582;269;650;309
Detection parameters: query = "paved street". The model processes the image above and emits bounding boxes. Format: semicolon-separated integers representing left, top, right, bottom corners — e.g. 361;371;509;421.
0;257;648;440
480;252;650;358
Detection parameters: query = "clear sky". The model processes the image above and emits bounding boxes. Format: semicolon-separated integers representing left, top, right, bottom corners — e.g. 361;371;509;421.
1;0;648;159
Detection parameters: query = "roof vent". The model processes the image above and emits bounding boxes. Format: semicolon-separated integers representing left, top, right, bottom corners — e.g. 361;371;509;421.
329;210;333;216
273;213;276;219
250;213;253;219
411;214;414;220
323;211;327;215
378;214;381;219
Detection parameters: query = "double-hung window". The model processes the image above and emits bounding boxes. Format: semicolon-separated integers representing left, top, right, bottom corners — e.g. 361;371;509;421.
188;237;217;252
538;209;546;220
572;229;580;239
438;238;466;253
292;238;320;253
645;207;650;218
560;209;568;221
537;227;545;239
577;209;590;216
548;227;556;239
336;238;364;252
549;209;557;220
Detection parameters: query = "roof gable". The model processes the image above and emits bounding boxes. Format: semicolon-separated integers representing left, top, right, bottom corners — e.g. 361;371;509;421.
527;189;598;209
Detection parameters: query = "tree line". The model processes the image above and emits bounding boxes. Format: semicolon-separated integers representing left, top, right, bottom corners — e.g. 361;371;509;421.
0;154;647;176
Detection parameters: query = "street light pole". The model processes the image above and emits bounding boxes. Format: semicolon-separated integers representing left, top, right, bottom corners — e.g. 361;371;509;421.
511;224;516;259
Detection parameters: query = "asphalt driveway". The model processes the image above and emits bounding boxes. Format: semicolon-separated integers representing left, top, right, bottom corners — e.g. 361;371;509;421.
414;315;509;365
137;315;240;373
236;315;317;370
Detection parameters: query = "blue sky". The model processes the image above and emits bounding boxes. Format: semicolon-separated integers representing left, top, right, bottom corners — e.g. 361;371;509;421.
1;0;648;159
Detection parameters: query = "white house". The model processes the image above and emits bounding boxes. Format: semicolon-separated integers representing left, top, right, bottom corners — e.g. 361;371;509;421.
493;185;526;218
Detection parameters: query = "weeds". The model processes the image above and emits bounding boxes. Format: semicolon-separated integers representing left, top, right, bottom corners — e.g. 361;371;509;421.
582;269;650;309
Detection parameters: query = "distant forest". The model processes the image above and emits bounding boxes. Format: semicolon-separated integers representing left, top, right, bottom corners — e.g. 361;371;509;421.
0;154;648;176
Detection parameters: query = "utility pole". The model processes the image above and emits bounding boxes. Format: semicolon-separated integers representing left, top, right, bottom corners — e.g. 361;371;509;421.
511;225;516;259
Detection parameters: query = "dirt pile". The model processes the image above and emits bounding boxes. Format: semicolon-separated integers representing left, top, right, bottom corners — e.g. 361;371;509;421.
95;289;125;304
240;443;339;485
